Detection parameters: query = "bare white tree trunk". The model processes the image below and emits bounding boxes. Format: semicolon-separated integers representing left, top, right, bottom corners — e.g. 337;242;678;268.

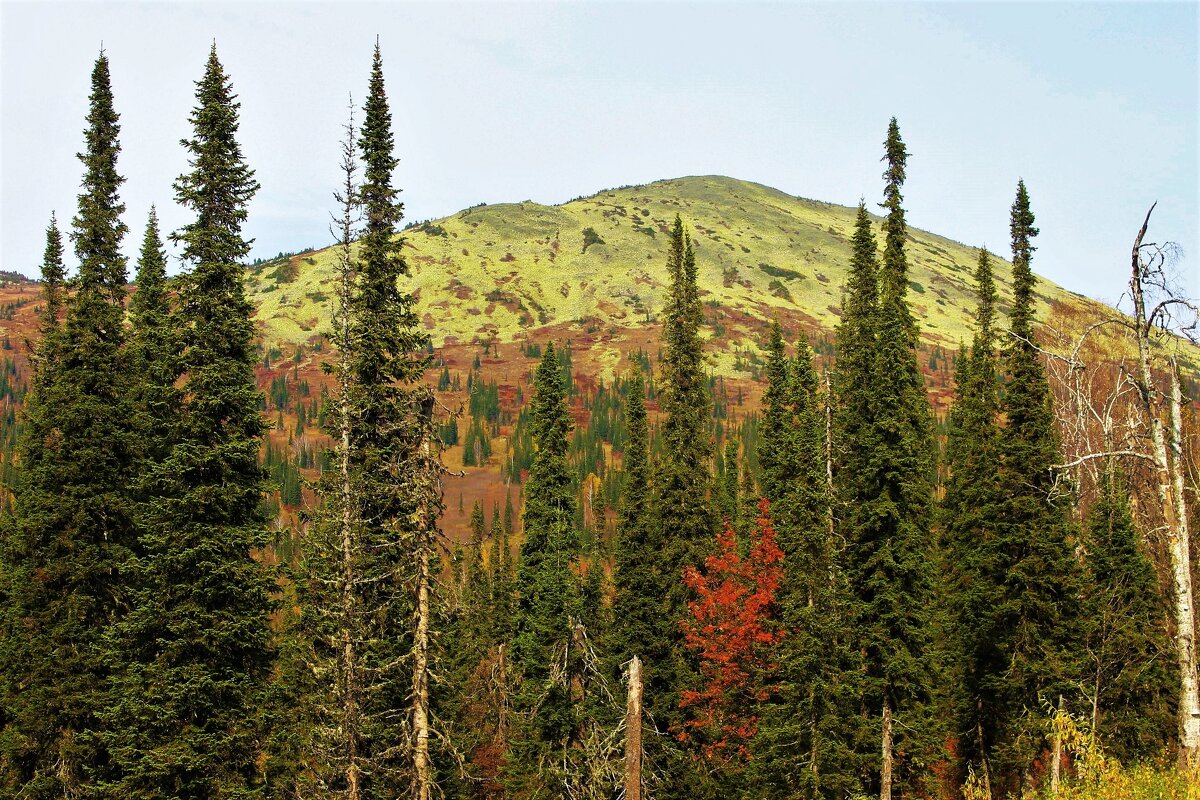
412;425;436;800
1130;206;1200;766
334;108;362;800
1168;357;1200;764
624;656;643;800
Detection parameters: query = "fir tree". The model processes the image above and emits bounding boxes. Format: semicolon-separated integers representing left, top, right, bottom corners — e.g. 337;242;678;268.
297;46;439;799
610;371;657;674
38;213;66;344
986;181;1087;791
716;435;739;523
1085;466;1176;762
354;44;439;797
651;216;714;731
0;51;137;797
128;207;182;464
751;323;860;799
509;343;586;791
103;46;275;798
941;248;1007;786
838;119;936;800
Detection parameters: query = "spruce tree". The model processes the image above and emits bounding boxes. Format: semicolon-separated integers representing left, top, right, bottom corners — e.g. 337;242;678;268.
0;51;138;797
298;45;438;799
104;46;275;798
509;343;585;791
610;371;657;674
127;207;182;463
38;213;67;343
1085;466;1176;762
751;323;860;799
941;248;1008;786
837;120;936;800
989;180;1086;792
651;216;714;729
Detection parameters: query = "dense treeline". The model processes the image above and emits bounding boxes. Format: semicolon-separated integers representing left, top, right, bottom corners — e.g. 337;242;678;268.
0;42;1196;800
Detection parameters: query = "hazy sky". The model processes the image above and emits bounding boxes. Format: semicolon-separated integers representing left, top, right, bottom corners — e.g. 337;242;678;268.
2;1;1196;306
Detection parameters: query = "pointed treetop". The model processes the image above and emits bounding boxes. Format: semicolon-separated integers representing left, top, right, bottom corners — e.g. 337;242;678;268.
1008;180;1040;341
843;201;880;325
40;213;66;329
132;206;168;313
72;48;127;300
973;247;997;353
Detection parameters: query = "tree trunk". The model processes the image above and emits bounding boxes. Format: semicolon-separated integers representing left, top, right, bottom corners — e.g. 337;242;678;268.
624;656;643;800
881;699;893;800
1050;695;1063;795
335;130;361;800
412;425;435;800
1130;206;1200;765
1168;357;1200;765
976;702;992;800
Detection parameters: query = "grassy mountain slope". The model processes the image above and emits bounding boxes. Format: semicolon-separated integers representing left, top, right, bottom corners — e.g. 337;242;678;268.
247;175;1110;363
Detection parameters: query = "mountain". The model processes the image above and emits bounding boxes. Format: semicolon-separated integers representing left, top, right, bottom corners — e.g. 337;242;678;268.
246;175;1117;366
0;176;1186;541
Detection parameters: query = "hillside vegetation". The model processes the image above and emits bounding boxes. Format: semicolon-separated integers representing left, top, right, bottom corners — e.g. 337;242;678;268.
246;175;1111;356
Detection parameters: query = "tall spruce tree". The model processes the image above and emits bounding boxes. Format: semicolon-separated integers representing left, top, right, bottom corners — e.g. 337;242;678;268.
940;247;1014;789
509;343;586;791
127;207;182;463
1084;466;1176;762
298;45;438;799
838;120;936;800
0;52;138;798
750;323;860;799
355;45;441;798
103;45;275;798
833;203;880;480
610;371;658;675
989;180;1086;793
38;213;67;343
651;216;714;730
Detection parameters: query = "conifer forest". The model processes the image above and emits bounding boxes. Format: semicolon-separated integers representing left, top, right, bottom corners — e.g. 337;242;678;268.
2;34;1199;800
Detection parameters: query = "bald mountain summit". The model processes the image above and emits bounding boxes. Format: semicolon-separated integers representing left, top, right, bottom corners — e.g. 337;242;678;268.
247;175;1116;362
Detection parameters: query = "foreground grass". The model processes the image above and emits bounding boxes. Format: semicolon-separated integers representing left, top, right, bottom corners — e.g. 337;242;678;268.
1048;764;1198;800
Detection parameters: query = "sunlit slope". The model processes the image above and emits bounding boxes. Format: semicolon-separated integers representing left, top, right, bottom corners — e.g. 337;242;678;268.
246;175;1106;349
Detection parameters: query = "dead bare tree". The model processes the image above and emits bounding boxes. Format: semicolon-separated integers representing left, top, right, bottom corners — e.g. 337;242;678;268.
624;656;644;800
1046;204;1199;765
1127;206;1199;765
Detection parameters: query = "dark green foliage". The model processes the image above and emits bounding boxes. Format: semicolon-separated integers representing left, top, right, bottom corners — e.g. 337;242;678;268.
1085;468;1176;762
983;181;1087;792
581;226;605;252
835;120;937;794
940;247;1008;781
749;323;861;798
101;46;276;798
509;343;586;790
38;213;66;342
610;372;657;676
0;52;138;797
650;216;714;732
128;207;182;464
295;44;439;799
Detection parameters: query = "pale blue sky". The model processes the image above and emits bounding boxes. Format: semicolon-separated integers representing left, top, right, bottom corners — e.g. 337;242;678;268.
1;1;1196;305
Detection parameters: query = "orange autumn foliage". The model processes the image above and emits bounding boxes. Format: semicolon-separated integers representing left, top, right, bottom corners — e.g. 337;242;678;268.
678;498;785;764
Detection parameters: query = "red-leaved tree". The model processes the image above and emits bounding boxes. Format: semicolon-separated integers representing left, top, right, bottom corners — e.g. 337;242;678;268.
678;498;785;764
